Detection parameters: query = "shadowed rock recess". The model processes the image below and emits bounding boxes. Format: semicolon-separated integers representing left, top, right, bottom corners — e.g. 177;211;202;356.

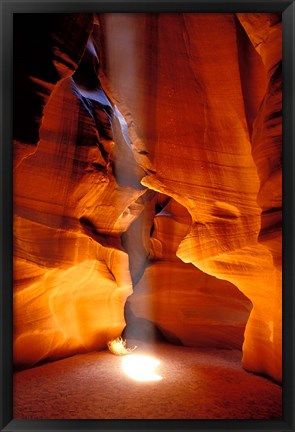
13;13;282;383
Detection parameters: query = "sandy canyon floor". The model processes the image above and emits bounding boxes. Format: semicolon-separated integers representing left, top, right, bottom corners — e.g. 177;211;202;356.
13;340;282;419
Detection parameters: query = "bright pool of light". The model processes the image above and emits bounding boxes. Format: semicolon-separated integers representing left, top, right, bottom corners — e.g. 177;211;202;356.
121;354;162;382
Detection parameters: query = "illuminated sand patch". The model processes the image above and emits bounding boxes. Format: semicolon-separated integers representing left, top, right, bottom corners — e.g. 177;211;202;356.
121;354;162;382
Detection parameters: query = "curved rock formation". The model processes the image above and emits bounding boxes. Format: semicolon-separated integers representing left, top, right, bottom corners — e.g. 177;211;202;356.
236;13;282;381
13;12;282;383
99;12;282;382
14;14;141;367
13;13;93;167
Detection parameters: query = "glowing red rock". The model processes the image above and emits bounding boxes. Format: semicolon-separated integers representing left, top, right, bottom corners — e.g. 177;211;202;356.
13;13;282;383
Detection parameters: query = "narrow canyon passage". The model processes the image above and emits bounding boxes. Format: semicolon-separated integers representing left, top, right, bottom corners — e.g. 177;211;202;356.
14;341;282;419
13;12;282;420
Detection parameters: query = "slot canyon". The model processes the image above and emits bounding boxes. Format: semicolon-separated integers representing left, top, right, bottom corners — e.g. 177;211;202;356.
13;12;282;419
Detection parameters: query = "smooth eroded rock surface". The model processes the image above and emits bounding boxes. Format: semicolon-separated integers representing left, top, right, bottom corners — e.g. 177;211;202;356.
13;13;282;382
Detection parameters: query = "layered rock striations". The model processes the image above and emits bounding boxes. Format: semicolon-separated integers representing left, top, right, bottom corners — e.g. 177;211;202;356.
13;14;93;168
13;13;282;382
237;13;282;381
124;197;253;348
99;12;282;382
14;14;143;367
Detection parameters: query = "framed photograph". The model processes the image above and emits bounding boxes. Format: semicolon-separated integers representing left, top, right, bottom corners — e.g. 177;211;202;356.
1;1;294;431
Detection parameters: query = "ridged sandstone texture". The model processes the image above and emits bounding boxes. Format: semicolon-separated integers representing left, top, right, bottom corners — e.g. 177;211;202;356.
13;14;93;168
98;13;282;382
236;13;282;381
13;13;281;383
124;197;253;348
14;14;141;368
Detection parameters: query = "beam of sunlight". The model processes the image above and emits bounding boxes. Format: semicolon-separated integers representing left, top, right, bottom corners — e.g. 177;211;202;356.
121;354;163;382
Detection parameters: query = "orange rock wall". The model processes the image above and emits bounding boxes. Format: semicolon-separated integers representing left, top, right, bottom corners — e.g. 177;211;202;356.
13;13;282;382
99;13;282;382
14;14;138;367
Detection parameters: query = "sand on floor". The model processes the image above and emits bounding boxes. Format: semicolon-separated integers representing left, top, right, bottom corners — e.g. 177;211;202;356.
13;340;282;419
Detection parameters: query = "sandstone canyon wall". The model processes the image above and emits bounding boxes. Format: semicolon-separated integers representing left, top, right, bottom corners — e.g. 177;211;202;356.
13;13;282;383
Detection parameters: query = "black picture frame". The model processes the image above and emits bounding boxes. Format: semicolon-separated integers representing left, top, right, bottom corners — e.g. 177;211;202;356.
1;0;294;431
